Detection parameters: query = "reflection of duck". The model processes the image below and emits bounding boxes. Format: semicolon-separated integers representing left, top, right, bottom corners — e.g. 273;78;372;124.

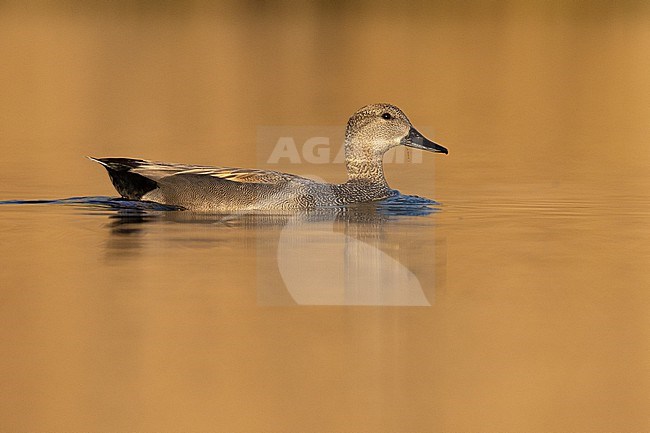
100;204;436;307
102;196;439;233
91;103;447;211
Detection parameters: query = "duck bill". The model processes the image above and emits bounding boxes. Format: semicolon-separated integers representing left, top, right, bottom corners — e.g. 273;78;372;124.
402;127;448;154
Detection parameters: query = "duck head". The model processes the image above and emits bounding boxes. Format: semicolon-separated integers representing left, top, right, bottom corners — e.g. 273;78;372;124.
345;103;448;157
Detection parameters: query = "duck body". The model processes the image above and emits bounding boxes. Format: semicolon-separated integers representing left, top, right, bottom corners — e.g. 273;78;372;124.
91;103;447;211
90;158;398;211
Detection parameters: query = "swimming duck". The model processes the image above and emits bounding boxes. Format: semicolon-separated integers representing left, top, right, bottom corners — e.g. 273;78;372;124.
91;103;448;211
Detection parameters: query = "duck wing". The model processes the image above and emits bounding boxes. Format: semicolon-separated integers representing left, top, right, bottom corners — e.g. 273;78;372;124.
90;157;308;205
154;165;298;184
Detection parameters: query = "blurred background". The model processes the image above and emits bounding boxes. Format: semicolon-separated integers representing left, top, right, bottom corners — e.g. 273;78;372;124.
0;1;649;432
1;0;648;199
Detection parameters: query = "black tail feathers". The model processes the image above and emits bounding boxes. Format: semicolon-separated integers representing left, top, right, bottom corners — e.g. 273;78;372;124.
89;157;158;200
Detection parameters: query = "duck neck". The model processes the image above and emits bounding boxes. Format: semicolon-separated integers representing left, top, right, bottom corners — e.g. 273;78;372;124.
344;138;389;188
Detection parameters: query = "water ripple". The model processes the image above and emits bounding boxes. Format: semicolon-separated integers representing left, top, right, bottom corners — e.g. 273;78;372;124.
0;194;441;217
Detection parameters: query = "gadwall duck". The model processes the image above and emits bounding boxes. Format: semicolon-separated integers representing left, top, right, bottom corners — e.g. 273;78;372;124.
91;103;448;211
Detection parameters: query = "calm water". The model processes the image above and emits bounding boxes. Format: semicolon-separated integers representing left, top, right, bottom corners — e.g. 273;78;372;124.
1;3;649;433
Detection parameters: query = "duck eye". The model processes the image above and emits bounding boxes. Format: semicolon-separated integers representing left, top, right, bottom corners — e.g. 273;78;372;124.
381;113;392;120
